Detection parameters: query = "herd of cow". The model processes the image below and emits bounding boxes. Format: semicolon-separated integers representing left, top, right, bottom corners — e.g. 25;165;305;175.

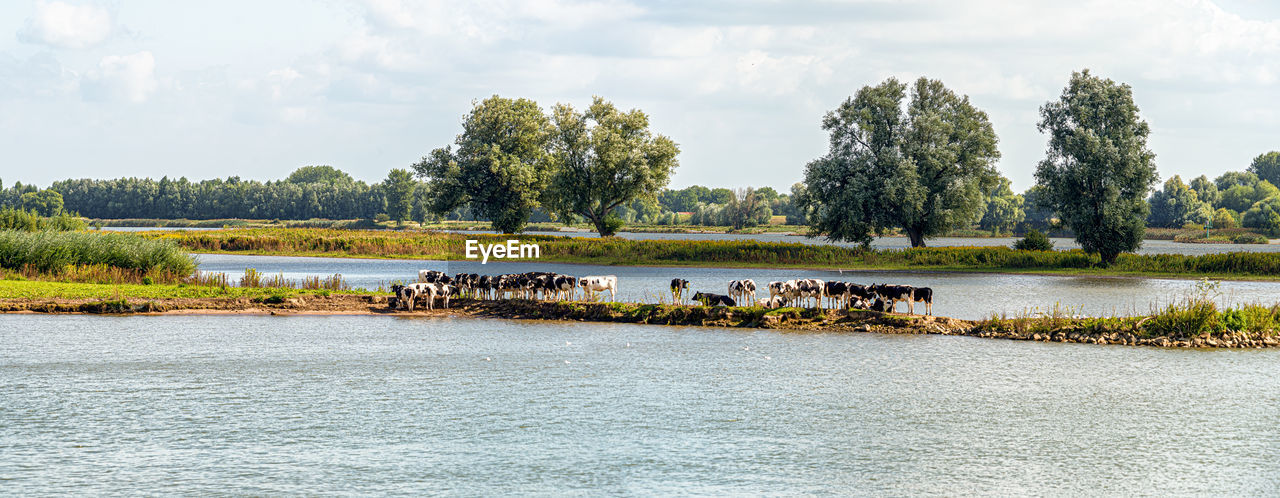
672;278;933;315
390;270;933;315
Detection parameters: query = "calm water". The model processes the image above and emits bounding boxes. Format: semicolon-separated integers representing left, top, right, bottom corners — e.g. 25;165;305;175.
1;315;1277;495
197;254;1280;319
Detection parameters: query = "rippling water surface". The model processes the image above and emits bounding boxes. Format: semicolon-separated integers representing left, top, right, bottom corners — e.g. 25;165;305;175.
2;315;1278;495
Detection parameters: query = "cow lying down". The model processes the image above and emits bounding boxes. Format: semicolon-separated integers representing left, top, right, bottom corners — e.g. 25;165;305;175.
756;295;787;309
693;291;735;307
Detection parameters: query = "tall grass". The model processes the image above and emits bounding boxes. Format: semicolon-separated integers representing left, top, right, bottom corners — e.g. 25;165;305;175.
0;230;196;276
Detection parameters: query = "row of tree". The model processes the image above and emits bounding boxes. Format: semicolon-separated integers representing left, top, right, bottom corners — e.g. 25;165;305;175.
793;69;1279;263
1146;152;1280;233
413;96;679;236
796;70;1157;263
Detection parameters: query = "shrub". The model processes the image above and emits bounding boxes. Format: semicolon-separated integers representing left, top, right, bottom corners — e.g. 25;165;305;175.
1233;233;1268;244
0;208;88;232
1013;229;1054;251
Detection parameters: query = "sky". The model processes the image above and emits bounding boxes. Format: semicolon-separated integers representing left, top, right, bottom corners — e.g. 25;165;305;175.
1;0;1278;192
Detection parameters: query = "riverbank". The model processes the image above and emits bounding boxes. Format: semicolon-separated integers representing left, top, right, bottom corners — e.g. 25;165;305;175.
4;290;1276;349
137;228;1280;280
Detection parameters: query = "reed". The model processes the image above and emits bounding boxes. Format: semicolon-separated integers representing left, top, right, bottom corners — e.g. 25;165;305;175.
0;230;196;275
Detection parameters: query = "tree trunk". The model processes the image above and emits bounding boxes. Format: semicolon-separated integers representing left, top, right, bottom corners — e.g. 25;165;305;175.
906;226;926;248
588;210;617;237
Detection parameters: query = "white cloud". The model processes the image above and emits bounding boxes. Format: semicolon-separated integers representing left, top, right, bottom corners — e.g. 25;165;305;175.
84;51;158;103
18;1;113;49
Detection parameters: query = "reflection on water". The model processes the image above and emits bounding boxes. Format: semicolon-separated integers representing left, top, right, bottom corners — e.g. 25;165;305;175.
195;254;1280;319
2;315;1278;495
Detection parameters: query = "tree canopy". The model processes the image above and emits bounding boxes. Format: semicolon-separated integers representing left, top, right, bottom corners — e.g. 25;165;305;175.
1034;70;1158;264
978;177;1025;234
544;97;680;236
1246;151;1280;187
797;77;1001;247
1147;175;1211;228
384;169;416;222
413;96;554;234
286;165;354;185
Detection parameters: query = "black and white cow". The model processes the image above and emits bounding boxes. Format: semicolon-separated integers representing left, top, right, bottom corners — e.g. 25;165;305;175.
693;291;735;307
848;284;874;309
870;284;918;314
824;281;849;308
424;282;450;309
579;275;617;301
868;297;892;313
418;270;446;283
768;280;798;306
911;287;933;315
794;278;825;309
552;275;578;301
670;278;690;303
392;282;437;311
728;279;756;305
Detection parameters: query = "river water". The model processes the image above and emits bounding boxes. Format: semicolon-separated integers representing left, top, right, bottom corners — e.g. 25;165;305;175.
197;254;1280;320
1;314;1276;495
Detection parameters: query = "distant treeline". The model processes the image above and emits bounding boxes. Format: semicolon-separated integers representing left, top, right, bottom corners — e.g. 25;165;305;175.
5;165;807;228
49;175;391;221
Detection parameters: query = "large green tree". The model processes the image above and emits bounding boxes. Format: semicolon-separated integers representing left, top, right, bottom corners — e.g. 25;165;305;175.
1247;151;1280;187
413;96;553;233
544;97;680;236
383;168;416;222
797;77;1001;247
1034;70;1158;264
1147;175;1212;228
